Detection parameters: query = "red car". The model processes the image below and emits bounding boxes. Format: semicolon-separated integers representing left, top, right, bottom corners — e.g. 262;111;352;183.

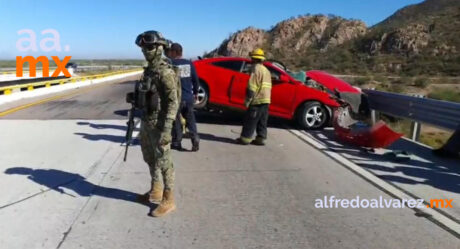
193;57;359;129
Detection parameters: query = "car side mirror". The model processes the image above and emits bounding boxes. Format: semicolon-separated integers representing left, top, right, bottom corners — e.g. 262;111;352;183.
279;74;290;83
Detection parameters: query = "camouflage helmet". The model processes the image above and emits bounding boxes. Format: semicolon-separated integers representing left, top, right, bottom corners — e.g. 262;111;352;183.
135;30;169;48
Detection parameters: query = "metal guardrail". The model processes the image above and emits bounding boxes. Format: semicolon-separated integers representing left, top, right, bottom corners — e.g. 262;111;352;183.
0;69;142;95
0;76;67;88
363;89;460;141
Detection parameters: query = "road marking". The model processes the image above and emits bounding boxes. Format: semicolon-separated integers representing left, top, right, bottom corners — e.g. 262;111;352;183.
133;119;141;138
289;128;460;238
0;79;124;117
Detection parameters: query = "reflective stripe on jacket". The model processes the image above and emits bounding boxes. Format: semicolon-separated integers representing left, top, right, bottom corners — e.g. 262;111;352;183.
247;63;272;105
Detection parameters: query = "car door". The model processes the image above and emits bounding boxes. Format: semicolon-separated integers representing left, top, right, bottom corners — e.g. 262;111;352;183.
229;61;251;106
208;60;244;104
232;61;297;116
264;63;297;116
248;62;296;117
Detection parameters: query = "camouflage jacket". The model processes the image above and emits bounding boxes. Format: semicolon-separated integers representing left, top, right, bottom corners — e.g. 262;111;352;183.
143;58;181;131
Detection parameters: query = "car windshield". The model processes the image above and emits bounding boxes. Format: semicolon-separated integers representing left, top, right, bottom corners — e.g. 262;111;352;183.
268;60;306;82
270;61;287;72
288;71;306;82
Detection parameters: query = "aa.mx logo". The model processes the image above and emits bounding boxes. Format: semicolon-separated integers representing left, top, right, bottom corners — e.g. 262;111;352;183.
15;29;71;78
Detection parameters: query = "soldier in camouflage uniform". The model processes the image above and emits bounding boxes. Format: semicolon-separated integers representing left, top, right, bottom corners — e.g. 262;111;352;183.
134;31;180;217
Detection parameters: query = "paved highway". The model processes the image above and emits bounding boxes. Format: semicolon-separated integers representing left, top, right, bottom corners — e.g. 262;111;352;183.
0;76;459;248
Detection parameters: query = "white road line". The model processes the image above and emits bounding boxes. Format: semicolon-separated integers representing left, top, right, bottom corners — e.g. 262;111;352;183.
133;119;141;139
289;128;460;237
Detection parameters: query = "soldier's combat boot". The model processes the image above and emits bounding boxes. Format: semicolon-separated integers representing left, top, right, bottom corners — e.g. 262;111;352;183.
137;181;163;203
150;182;163;203
151;189;176;217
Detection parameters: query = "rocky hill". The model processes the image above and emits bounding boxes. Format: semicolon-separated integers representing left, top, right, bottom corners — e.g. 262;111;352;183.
211;16;366;57
207;0;460;76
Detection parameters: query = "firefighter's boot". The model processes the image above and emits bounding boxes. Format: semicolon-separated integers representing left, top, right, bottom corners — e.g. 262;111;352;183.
236;137;252;145
252;136;266;146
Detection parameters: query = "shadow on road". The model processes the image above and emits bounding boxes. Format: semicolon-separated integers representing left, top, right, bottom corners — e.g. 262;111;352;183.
75;120;141;145
198;132;238;145
4;167;147;206
77;121;127;131
74;109;285;146
113;109;142;118
114;109;129;117
307;129;460;194
195;109;287;129
74;132;140;145
77;109;286;146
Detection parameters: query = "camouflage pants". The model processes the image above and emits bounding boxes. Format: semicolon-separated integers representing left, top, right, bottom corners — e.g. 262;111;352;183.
140;119;175;190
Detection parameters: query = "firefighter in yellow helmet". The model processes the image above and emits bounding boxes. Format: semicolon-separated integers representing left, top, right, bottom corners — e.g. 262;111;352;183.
236;48;272;145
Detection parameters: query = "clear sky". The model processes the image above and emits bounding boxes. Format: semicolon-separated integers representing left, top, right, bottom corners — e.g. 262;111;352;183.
0;0;424;60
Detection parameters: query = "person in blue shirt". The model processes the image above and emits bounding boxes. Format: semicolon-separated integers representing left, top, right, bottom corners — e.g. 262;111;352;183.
166;43;200;151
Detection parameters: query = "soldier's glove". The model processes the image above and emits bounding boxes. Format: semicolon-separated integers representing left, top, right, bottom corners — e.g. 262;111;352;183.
152;129;172;157
155;119;174;146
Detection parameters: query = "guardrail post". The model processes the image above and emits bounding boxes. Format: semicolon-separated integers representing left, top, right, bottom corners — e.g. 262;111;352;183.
371;109;378;125
410;121;421;141
409;94;424;141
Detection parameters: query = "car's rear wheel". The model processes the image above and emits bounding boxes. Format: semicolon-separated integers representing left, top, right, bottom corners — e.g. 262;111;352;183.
296;101;328;129
194;80;208;109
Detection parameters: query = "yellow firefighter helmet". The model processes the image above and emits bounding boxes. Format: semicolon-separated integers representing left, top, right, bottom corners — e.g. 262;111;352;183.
249;48;266;61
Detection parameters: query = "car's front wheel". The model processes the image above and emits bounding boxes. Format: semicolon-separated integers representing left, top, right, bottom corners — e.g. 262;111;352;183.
194;80;208;109
296;101;329;129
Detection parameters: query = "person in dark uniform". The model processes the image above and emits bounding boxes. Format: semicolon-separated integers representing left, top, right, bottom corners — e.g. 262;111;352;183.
166;43;200;151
